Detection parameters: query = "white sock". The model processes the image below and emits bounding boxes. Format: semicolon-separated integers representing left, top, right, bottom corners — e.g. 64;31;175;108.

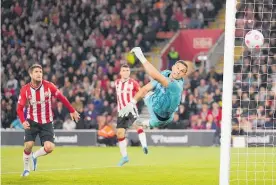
23;150;31;171
137;129;147;148
118;138;127;157
33;147;47;158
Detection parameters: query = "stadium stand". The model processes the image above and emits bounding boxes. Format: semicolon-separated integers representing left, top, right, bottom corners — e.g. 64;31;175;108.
232;0;276;131
4;0;273;134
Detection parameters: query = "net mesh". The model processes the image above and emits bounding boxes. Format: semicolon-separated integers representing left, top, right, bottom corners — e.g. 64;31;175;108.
230;0;276;184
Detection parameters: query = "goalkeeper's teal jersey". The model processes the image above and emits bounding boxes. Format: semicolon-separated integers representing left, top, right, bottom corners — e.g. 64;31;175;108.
149;70;184;119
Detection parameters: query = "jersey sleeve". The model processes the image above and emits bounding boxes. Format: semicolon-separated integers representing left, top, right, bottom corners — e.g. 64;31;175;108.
151;70;171;89
133;80;140;93
17;87;27;106
115;80;119;93
17;87;27;123
150;79;158;89
48;82;59;96
161;70;171;76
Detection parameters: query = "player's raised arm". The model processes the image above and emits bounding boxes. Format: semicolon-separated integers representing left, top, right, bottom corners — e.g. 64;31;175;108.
133;82;154;103
131;47;169;88
48;82;80;122
119;82;154;118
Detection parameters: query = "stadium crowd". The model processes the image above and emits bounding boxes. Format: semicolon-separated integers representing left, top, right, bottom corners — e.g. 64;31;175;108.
3;0;274;136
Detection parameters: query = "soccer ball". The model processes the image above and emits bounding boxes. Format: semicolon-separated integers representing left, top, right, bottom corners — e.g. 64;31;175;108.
244;30;264;49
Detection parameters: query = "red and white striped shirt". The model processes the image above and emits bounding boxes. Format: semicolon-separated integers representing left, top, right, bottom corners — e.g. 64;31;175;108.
115;78;140;111
17;80;75;124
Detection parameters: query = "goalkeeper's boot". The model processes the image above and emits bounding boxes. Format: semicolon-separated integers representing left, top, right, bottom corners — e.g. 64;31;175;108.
21;170;30;177
31;152;37;171
143;147;148;154
118;156;129;167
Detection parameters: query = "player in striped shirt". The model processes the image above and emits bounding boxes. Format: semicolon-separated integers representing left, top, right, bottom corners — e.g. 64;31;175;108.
17;64;80;177
115;64;148;166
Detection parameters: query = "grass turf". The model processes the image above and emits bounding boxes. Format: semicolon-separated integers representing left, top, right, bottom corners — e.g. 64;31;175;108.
1;147;275;185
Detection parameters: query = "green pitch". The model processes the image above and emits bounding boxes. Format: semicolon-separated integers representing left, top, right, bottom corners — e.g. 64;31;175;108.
1;147;275;185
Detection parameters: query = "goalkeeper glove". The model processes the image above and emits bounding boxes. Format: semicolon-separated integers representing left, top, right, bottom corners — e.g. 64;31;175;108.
130;47;147;64
118;99;139;118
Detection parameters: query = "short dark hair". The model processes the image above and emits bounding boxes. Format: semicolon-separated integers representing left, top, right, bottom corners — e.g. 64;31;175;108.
29;64;42;73
175;60;188;72
121;64;130;69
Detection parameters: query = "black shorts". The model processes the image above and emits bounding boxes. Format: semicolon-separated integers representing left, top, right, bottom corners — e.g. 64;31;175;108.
24;119;55;146
117;114;137;129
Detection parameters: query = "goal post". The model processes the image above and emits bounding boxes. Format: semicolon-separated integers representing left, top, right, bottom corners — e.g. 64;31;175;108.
219;0;236;184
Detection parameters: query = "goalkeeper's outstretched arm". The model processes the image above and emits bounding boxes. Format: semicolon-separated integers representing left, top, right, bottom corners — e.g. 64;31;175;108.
133;82;153;103
131;47;169;88
118;82;153;117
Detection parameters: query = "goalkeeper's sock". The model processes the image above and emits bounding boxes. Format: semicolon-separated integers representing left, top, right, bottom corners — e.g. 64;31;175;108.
137;128;147;148
23;150;31;171
118;137;127;157
33;147;48;158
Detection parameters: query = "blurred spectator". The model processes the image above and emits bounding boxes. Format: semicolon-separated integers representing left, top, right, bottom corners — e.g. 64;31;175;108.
190;71;201;92
185;94;197;115
1;100;16;128
232;123;245;136
101;100;112;115
54;120;63;130
198;104;210;122
197;79;209;98
213;120;221;146
213;89;222;103
72;96;84;113
97;116;116;146
167;113;185;129
63;116;77;130
207;78;218;94
252;105;266;128
167;47;180;68
83;103;98;129
6;75;18;90
53;102;67;122
239;117;253;132
209;102;222;125
192;118;205;130
10;118;23;129
206;67;221;81
188;12;203;29
205;114;217;130
178;105;190;128
190;115;199;129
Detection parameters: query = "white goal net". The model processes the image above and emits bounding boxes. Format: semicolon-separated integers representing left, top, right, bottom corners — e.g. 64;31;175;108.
229;0;276;185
